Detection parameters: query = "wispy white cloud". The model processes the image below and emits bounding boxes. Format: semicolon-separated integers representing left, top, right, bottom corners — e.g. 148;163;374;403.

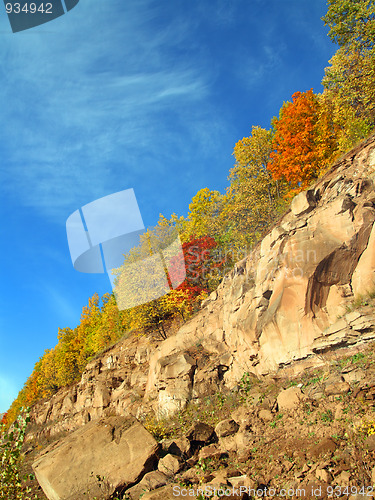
0;0;224;219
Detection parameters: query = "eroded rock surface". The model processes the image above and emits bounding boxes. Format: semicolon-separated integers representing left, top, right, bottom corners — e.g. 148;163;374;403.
32;416;159;500
144;135;375;416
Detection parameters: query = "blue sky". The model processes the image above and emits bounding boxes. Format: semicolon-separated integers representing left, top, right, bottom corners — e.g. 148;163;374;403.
0;0;336;413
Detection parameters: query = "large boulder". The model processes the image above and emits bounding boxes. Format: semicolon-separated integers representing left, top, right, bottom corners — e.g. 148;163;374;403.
32;416;159;500
158;453;183;475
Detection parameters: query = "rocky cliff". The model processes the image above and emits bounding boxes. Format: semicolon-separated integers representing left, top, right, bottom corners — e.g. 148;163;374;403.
29;134;375;439
25;134;375;500
146;133;375;415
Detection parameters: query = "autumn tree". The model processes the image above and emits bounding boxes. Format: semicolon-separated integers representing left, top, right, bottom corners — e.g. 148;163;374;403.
321;52;374;151
321;0;375;150
163;287;207;322
184;189;224;241
158;212;189;242
322;0;375;50
162;235;227;322
54;327;81;387
96;293;132;345
158;130;287;253
268;89;338;191
37;349;59;397
158;188;227;249
111;226;188;338
127;297;173;340
112;230;224;338
170;236;226;291
222;126;287;248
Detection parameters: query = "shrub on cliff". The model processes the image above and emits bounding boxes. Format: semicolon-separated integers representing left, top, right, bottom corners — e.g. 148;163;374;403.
0;408;38;500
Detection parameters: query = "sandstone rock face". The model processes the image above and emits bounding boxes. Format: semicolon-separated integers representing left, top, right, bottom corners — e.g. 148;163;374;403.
291;189;316;215
32;416;159;500
30;335;155;438
144;135;375;416
352;221;375;297
30;135;375;433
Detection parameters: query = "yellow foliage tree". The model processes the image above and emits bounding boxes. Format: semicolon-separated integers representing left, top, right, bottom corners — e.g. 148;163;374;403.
321;0;375;150
223;126;287;249
321;47;375;151
54;327;82;387
184;188;224;240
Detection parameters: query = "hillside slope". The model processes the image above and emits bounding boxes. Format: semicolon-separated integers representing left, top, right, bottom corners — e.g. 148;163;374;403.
23;134;375;499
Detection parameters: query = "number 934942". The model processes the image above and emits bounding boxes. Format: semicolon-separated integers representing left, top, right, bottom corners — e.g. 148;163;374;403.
5;3;53;14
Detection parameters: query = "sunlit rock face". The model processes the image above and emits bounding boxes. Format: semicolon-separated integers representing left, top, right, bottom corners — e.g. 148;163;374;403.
145;134;375;415
30;134;375;431
32;416;159;500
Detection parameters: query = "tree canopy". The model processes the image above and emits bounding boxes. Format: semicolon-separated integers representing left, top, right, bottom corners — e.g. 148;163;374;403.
268;89;338;190
322;0;375;49
321;0;375;150
222;126;286;247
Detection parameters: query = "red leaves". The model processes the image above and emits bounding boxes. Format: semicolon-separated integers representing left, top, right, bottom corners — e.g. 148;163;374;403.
169;235;224;295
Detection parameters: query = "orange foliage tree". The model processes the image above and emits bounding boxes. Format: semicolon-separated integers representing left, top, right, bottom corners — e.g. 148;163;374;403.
268;89;338;191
